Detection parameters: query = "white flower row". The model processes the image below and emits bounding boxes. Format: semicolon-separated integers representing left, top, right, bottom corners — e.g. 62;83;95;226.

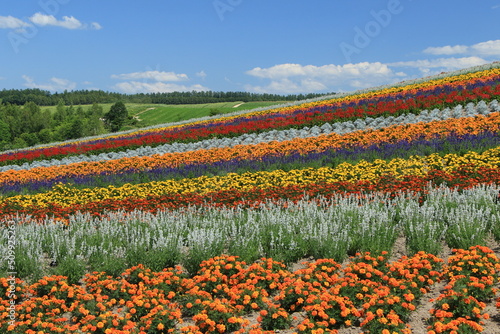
2;183;499;273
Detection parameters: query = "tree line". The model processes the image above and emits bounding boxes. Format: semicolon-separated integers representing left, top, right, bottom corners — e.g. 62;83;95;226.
0;89;329;106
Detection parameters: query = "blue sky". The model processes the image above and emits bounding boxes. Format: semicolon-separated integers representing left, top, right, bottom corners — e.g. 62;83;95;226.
1;0;499;95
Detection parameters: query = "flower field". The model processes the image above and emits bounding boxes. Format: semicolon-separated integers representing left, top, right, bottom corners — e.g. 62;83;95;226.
2;63;500;333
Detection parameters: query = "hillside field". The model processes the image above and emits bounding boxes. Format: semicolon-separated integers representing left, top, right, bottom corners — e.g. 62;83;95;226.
40;101;287;128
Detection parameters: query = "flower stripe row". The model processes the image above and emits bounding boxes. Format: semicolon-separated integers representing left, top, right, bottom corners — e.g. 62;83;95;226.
2;99;496;174
4;247;495;333
1;68;499;166
2;164;500;222
2;108;500;194
4;129;500;197
3;143;500;209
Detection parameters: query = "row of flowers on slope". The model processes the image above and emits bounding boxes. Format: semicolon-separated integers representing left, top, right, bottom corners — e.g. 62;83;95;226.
2;247;499;333
5;129;500;197
3;98;496;175
1;68;499;166
3;143;500;210
2;164;500;222
2;109;500;193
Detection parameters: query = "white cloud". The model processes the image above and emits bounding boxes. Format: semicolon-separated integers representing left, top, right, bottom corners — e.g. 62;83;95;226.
111;71;188;82
424;45;469;55
90;22;102;30
388;56;489;71
245;62;405;94
471;40;500;56
23;75;77;92
0;15;30;29
112;81;209;94
29;12;101;30
111;70;208;93
423;40;500;57
247;62;396;80
196;70;207;79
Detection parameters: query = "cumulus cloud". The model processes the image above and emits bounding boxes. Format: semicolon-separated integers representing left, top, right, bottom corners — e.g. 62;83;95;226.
196;70;207;80
0;15;30;29
113;81;209;94
423;40;500;57
388;56;489;71
245;62;406;94
29;12;101;30
471;40;500;56
111;71;188;82
23;75;77;92
423;45;469;55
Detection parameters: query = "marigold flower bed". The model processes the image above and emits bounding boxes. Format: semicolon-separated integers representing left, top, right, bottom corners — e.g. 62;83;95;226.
2;246;499;334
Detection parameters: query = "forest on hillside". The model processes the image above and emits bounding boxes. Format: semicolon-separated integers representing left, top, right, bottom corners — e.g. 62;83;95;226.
0;100;109;151
0;89;327;106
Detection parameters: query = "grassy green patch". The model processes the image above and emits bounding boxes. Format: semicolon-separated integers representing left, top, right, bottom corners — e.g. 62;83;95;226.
41;101;287;129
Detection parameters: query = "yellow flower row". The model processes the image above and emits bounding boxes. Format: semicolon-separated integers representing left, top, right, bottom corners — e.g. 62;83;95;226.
3;146;500;209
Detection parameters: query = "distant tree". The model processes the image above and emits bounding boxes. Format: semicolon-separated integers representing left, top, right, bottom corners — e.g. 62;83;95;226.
11;136;27;149
22;101;45;133
37;128;52;143
20;132;39;146
88;103;104;118
53;99;67;125
104;101;128;132
68;117;84;139
85;103;105;136
0;119;10;142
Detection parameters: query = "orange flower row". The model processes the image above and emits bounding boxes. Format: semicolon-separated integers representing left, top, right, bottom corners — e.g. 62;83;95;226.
2;249;498;333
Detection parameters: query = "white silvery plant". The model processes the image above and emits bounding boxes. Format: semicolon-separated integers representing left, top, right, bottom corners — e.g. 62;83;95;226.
399;200;447;255
445;205;491;250
356;203;399;254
